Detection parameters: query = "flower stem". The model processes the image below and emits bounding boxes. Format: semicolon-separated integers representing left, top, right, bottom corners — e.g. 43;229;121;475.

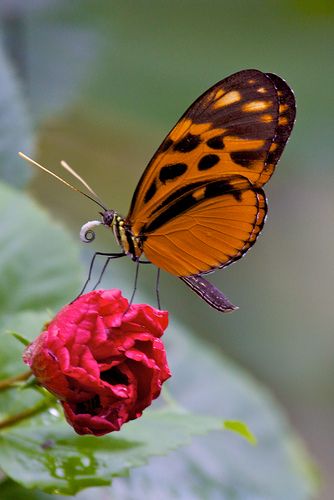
0;398;52;431
0;370;32;392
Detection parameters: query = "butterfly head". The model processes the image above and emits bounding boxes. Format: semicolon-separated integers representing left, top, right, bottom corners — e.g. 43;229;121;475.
79;210;118;243
101;209;116;227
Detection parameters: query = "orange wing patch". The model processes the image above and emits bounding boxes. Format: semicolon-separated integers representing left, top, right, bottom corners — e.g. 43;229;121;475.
242;100;272;112
213;90;241;109
142;176;266;276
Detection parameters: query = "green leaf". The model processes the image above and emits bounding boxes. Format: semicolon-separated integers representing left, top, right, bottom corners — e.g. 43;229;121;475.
106;321;318;500
0;309;317;499
0;314;255;497
0;311;50;379
0;181;83;319
0;408;227;495
0;312;51;424
0;181;83;423
223;420;257;445
19;9;103;123
0;43;34;187
0;478;53;500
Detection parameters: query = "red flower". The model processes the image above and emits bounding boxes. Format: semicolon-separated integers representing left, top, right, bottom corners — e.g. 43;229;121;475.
23;290;171;436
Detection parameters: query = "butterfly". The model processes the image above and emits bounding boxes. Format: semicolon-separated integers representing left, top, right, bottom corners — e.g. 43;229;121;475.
20;69;296;312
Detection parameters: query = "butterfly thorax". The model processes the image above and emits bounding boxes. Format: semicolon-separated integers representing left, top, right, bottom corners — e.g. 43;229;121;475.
102;210;143;260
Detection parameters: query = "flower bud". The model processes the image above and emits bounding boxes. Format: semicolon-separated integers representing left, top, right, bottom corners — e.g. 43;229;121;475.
23;290;171;436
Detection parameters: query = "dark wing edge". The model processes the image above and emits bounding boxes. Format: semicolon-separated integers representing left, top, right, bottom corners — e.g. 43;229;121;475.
260;72;296;184
180;275;238;313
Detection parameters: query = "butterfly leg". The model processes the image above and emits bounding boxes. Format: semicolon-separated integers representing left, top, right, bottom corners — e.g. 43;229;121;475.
124;258;152;308
128;259;141;307
155;268;161;309
92;252;126;290
78;251;125;297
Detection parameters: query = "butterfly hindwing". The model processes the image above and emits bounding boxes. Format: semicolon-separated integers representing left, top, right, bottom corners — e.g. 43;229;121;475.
141;175;267;276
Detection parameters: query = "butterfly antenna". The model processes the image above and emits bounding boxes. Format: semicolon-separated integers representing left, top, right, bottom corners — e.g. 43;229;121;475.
18;152;107;211
60;159;107;210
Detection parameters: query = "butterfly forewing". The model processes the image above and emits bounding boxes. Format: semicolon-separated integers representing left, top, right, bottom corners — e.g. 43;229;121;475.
127;69;295;234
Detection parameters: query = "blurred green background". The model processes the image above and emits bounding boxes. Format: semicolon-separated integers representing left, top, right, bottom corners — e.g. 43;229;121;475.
0;1;333;498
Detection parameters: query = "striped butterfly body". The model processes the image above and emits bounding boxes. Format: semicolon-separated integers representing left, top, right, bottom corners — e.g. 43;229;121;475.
20;69;296;312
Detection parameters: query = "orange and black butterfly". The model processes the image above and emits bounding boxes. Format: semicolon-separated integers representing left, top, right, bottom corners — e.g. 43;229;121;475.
20;69;296;312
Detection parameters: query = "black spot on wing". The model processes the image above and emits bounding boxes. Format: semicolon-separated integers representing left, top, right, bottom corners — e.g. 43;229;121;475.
205;179;242;201
151;180;206;215
230;150;263;167
160;137;174;152
144;180;157;203
174;133;201;152
145;192;196;232
265;150;276;166
207;135;225;149
159;163;187;183
198;154;220;170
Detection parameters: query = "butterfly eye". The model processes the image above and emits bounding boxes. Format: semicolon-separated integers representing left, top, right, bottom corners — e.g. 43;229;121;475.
80;220;102;243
